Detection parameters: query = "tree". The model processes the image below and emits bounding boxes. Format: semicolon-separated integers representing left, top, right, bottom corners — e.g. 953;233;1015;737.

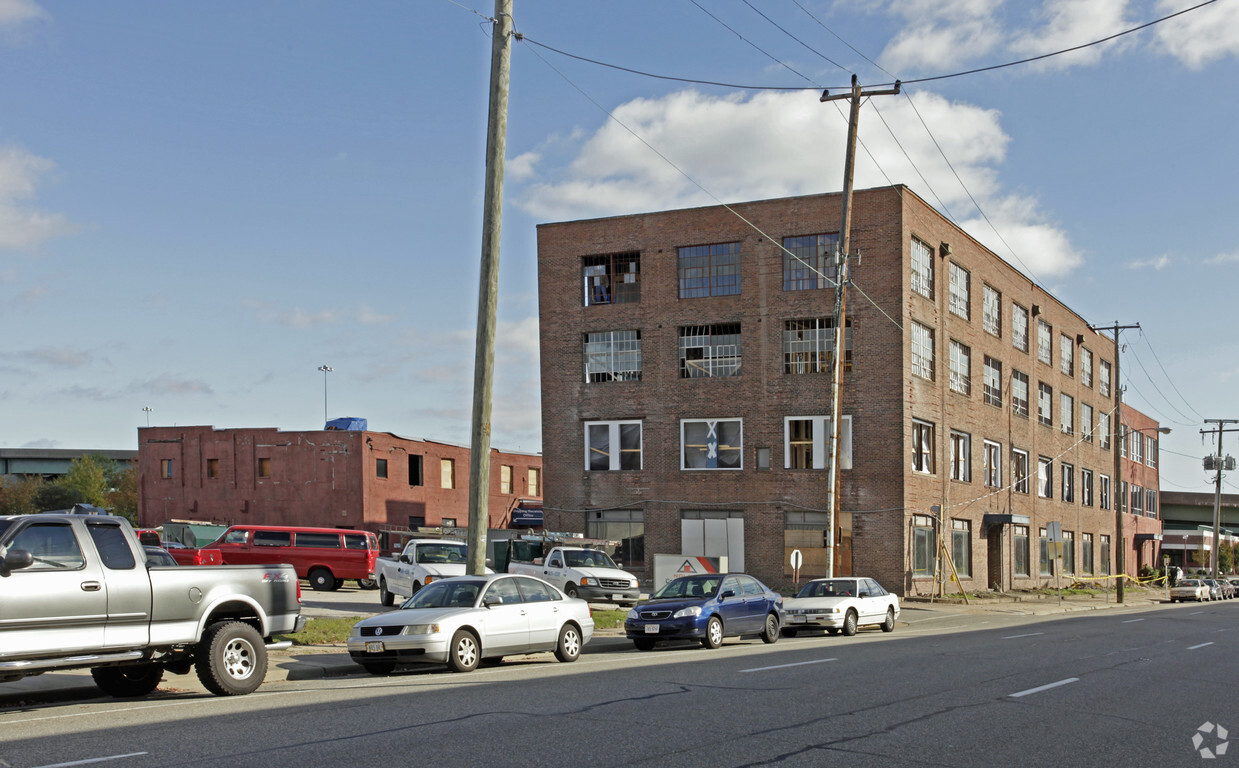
108;465;139;524
1221;542;1236;576
59;455;109;508
0;475;44;515
34;483;84;511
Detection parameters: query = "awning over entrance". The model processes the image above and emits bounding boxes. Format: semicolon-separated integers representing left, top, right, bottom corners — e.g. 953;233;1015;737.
982;513;1031;527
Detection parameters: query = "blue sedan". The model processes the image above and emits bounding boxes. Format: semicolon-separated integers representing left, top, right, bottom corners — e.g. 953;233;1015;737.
625;573;784;650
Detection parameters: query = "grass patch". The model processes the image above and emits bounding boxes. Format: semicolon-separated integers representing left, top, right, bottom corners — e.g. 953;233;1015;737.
275;616;360;646
591;609;626;630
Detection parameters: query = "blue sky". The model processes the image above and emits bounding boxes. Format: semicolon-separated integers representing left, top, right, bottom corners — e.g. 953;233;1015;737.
1;0;1237;494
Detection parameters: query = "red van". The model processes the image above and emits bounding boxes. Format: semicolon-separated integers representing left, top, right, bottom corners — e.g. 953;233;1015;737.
201;525;380;591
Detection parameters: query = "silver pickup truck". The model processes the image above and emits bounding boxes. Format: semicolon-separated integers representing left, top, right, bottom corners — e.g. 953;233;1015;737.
0;513;305;697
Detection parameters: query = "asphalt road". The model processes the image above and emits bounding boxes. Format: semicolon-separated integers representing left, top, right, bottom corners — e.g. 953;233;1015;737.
2;599;1234;767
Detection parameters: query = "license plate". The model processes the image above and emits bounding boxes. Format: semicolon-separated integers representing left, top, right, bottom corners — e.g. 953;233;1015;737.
644;624;659;634
365;641;385;653
792;615;807;624
612;594;625;601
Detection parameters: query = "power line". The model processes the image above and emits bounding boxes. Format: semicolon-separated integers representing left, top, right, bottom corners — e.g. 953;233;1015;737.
1139;328;1205;421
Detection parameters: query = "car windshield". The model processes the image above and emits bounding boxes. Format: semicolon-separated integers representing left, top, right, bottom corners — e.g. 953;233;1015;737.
652;576;720;600
402;580;483;609
563;549;617;569
414;543;467;564
797;580;858;598
1179;580;1200;586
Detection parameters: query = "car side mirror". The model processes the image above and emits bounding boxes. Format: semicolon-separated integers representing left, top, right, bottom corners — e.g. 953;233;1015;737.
720;589;736;600
549;559;562;568
483;594;502;608
0;549;33;575
400;554;412;564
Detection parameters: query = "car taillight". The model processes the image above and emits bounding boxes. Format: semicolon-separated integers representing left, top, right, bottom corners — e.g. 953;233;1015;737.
297;580;302;603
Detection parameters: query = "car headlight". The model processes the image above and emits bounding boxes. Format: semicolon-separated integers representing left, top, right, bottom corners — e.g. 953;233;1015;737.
626;608;639;620
404;624;440;635
673;606;702;619
581;577;599;586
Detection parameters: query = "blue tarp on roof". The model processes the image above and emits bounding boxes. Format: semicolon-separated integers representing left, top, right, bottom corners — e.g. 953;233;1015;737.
325;417;368;431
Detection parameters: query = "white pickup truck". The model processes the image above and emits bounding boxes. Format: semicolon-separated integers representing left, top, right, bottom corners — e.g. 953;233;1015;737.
375;539;492;607
507;546;641;606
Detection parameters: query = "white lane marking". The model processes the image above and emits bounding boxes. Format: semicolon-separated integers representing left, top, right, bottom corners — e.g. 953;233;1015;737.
1002;632;1045;640
741;658;837;673
1122;619;1144;623
31;753;147;768
1189;642;1215;650
1009;678;1079;698
1190;611;1206;615
902;624;973;633
901;613;967;624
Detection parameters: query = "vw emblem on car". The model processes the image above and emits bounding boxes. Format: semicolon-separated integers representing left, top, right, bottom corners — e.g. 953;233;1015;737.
375;627;383;636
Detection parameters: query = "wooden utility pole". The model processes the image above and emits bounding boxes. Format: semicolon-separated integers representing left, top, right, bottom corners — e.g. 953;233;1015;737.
1089;322;1139;603
466;0;513;575
1201;420;1239;581
819;75;899;578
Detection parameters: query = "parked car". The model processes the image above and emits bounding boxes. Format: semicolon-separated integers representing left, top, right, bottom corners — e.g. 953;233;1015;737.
782;577;901;637
143;545;179;567
374;539;489;607
625;573;783;650
1203;579;1228;600
1228;577;1239;596
185;525;381;591
348;573;593;674
1170;579;1210;602
506;544;640;606
1217;579;1236;599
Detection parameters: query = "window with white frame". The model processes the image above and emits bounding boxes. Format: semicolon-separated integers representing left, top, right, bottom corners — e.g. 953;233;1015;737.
585;420;643;471
949;262;970;319
681;419;742;470
1100;534;1111;575
1014;524;1030;576
1130;428;1143;463
1081;468;1094;506
1037;320;1053;365
1100;411;1111;449
1012;449;1030;494
1012;370;1030;417
1062;531;1075;574
1039;527;1051;576
1081;403;1094;442
911;238;934;299
1060;334;1074;376
784;416;852;470
679;324;741;378
1099;359;1112;397
678;242;741;298
1062;462;1075;502
911;321;934;380
1013;303;1029;352
783;233;838;291
912;514;935;577
1099;474;1111;510
983;285;1001;336
1131;483;1144;515
1038;382;1053;426
584;330;642;382
950;430;971;482
783;318;851;374
951;519;972;577
949;340;971;395
983;356;1002;407
583;252;640;306
983;440;1002;487
1081;347;1093;387
1082;532;1094;574
1061;393;1074;434
1038;457;1053;499
1147;435;1157;467
1147;488;1158;518
1120;425;1128;458
912;419;935;474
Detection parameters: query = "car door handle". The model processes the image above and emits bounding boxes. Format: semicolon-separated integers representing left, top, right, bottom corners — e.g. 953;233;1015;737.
81;581;102;592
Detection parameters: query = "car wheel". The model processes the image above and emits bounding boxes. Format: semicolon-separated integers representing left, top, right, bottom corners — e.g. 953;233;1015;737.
309;568;336;591
841;610;858;637
331;577;344;591
781;628;798;638
881;607;896;633
701;616;724;649
195;620;267;696
358;579;378;590
447;630;480;673
555;624;582;663
379;579;395;607
362;661;395;675
91;664;164;698
633;638;656;651
761;613;780;644
564;583;580;599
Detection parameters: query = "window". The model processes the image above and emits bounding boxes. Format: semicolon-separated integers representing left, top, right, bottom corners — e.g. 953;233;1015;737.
376;458;388;479
409;455;423;487
951;519;971;577
1037;320;1053;365
1130;429;1143;463
912;419;935;474
1147;488;1158;518
1100;534;1111;575
1081;347;1093;387
1062;462;1074;503
206;458;219;479
1081;469;1094;506
682;419;742;470
679;242;741;298
1012;303;1029;352
1012;370;1030;417
912;514;935;577
587;509;643;568
586;421;643;471
441;458;455;489
949;262;970;319
1081;403;1094;442
257;458;271;479
8;523;85;570
680;324;741;378
911;321;934;380
500;465;512;494
983;440;1002;487
1039;527;1051;576
297;533;343;549
160;459;173;479
756;447;771;469
784;511;831;578
950;430;971;482
441;518;457;528
1060;334;1074;376
1014;525;1030;577
1082;533;1094;574
949;340;971;395
87;523;136;570
528;468;540;496
1061;393;1074;434
783;233;838;290
254;531;291;547
584;330;642;382
783;318;851;373
1120;425;1128;458
1062;531;1075;575
1038;382;1053;427
1012;449;1030;494
1099;474;1111;510
1147;435;1157;467
983;285;1001;336
583;252;640;306
1038;457;1053;499
784;416;852;470
1130;483;1144;515
983;356;1002;407
911;238;934;298
1099;359;1112;397
1100;411;1111;449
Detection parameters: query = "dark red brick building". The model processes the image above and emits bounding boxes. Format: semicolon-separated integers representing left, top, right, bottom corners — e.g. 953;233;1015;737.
536;185;1160;595
137;425;542;544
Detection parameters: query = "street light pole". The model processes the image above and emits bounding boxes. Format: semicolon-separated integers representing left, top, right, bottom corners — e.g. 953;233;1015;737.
142;406;152;427
318;365;333;424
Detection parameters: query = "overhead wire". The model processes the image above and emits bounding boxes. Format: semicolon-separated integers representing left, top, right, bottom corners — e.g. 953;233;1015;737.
1138;328;1205;422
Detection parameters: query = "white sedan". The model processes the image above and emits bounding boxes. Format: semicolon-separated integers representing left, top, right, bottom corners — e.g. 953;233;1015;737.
348;573;594;673
782;577;900;637
1170;578;1211;602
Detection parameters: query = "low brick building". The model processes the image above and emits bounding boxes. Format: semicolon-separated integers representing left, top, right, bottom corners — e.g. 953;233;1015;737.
536;184;1159;595
136;425;542;545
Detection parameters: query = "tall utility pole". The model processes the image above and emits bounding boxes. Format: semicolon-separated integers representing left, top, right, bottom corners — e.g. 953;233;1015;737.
318;365;333;423
819;75;899;578
1202;420;1239;581
466;0;513;576
1089;322;1139;603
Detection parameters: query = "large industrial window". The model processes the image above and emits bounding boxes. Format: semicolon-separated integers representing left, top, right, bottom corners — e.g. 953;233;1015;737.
983;440;1002;487
1039;527;1051;576
584;330;642;382
1060;334;1074;376
948;262;970;319
911;238;934;299
682;419;742;470
588;509;643;569
1062;531;1075;574
583;252;640;306
1014;525;1030;577
1081;469;1094;506
1099;359;1112;397
1012;370;1030;417
1012;303;1029;352
1061;393;1074;435
678;242;741;298
585;421;643;471
1082;533;1094;574
1038;382;1053;426
951;519;971;578
1081;347;1093;387
782;233;837;291
1100;535;1111;575
679;324;741;378
1037;320;1053;365
983;285;1001;336
983;356;1002;407
950;430;971;482
912;419;935;474
949;340;971;395
1100;474;1111;510
1038;457;1053;499
784;415;852;470
1012;449;1030;494
1081;403;1094;442
1062;462;1074;502
912;515;934;577
911;321;934;380
783;318;851;373
528;468;539;496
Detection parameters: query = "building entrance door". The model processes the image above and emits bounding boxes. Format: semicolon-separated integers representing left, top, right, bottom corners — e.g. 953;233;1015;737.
987;528;1005;592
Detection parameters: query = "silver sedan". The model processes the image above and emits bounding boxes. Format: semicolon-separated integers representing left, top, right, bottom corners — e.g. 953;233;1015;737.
348;573;594;674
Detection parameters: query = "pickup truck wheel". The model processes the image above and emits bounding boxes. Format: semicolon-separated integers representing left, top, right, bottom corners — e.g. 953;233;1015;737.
701;616;724;649
555;623;582;663
309;568;335;591
564;583;580;599
362;661;395;675
379;579;395;607
195;621;267;696
447;630;480;673
91;664;163;698
881;607;896;633
761;613;780;644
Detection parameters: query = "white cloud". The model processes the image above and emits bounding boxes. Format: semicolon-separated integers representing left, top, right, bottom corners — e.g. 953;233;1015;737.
130;376;214;396
1206;251;1239;265
507;151;540;181
0;145;73;250
1154;0;1239;68
1127;254;1172;270
1009;0;1136;70
870;0;1004;73
19;346;92;368
0;0;47;27
357;305;393;324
